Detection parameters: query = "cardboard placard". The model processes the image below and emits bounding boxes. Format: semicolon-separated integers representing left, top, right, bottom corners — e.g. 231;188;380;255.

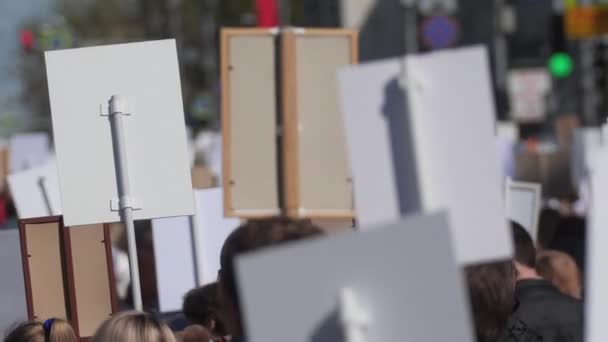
221;29;280;217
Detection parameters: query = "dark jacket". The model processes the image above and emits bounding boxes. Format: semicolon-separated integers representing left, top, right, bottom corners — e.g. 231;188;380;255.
512;279;583;342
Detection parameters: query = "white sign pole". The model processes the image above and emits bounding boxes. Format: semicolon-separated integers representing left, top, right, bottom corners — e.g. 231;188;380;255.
339;287;370;342
107;95;143;311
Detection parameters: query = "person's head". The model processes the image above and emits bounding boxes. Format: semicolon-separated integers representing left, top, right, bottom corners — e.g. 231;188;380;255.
4;318;77;342
465;261;516;342
511;221;539;279
92;311;175;342
182;283;225;337
218;217;323;337
537;250;582;299
175;325;211;342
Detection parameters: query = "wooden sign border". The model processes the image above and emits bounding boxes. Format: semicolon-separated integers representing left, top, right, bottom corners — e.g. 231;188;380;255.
19;216;118;340
281;28;359;219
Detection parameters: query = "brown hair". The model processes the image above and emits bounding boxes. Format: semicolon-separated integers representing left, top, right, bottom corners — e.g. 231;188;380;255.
465;261;516;342
92;311;175;342
536;250;582;299
182;283;225;336
4;319;77;342
219;217;323;308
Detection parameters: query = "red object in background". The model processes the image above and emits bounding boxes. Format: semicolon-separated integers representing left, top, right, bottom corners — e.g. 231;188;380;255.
20;29;34;52
256;0;279;27
0;197;7;227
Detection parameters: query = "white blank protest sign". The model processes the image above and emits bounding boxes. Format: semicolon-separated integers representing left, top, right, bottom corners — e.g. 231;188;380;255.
8;161;62;219
194;188;240;285
571;127;601;189
505;180;541;241
237;212;474;342
9;133;51;173
152;188;240;312
0;229;28;335
45;40;194;226
152;216;196;313
586;144;608;342
339;47;511;265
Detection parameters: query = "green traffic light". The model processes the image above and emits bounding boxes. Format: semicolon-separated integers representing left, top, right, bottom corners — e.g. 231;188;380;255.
548;52;573;78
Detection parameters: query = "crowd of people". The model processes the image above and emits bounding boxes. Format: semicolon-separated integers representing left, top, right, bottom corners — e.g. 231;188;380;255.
2;212;585;342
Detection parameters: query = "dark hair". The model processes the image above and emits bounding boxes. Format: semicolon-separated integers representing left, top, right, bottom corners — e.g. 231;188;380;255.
182;283;225;335
465;261;516;342
219;217;323;309
511;221;536;268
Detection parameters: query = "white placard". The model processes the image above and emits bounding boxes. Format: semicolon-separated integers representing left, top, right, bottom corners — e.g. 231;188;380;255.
571;127;601;190
0;229;28;334
7;161;62;219
507;68;550;123
152;188;239;312
586;144;608;342
152;216;196;313
9;133;51;173
45;40;194;226
194;188;240;285
505;180;542;241
237;212;474;342
338;46;511;265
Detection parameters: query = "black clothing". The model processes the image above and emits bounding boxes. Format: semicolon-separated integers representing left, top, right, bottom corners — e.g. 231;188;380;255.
512;279;583;342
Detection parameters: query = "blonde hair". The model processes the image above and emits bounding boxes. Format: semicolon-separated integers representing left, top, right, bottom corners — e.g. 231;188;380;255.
92;311;176;342
4;318;77;342
536;250;582;299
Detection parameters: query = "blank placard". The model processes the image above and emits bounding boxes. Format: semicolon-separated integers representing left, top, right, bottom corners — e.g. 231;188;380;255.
21;221;68;321
194;188;240;285
8;161;61;219
237;212;473;342
45;40;194;226
587;144;608;342
152;216;196;312
0;229;27;334
66;224;115;337
221;29;280;217
506;180;541;241
339;47;511;265
282;29;357;218
9;133;51;173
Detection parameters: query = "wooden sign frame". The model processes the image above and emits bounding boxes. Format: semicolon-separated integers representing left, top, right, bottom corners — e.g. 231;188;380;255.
281;28;358;218
19;216;118;340
221;28;282;218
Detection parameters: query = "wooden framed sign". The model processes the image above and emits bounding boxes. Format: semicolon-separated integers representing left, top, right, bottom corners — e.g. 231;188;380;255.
221;28;281;218
281;28;358;218
19;216;118;340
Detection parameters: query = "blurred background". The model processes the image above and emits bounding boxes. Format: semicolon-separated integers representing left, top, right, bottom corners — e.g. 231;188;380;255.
0;0;603;313
1;0;606;200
